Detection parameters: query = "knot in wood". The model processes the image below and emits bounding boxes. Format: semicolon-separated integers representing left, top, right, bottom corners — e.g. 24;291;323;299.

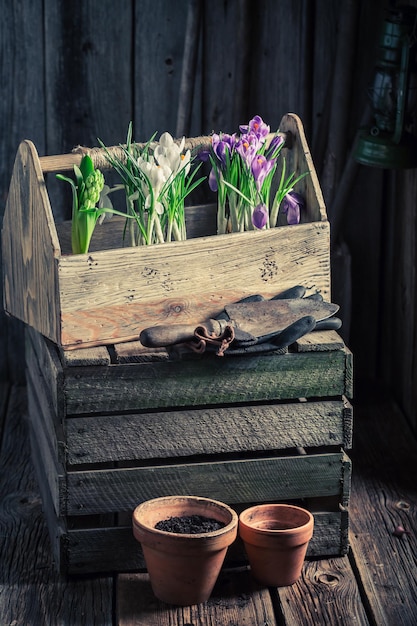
316;572;340;587
396;500;410;510
165;301;188;317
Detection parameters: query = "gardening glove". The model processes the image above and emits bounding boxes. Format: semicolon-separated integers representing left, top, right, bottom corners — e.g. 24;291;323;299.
199;285;342;357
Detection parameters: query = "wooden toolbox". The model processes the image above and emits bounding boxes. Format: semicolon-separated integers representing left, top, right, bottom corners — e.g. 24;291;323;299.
26;324;352;574
2;113;330;351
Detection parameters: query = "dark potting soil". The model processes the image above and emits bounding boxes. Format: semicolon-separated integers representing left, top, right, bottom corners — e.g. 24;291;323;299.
155;515;226;534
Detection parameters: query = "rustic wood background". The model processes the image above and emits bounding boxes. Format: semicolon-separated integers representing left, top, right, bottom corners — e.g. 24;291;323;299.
1;0;417;434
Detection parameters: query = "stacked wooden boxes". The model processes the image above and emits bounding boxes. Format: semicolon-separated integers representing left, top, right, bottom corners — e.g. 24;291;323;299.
3;114;353;574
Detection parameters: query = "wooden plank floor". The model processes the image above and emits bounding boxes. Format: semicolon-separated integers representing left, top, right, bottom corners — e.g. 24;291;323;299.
1;382;416;625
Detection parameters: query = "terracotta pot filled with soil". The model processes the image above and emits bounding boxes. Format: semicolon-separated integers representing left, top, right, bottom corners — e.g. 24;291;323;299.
239;503;314;587
132;495;238;606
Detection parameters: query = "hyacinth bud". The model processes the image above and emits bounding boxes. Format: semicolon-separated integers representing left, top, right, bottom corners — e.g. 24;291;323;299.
84;170;105;206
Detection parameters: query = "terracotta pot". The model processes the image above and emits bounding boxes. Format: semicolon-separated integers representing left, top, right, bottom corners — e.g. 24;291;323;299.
132;495;238;605
239;503;314;587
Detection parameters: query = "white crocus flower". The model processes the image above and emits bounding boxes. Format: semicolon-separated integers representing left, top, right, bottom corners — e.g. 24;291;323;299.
154;132;190;176
179;149;191;176
137;155;172;215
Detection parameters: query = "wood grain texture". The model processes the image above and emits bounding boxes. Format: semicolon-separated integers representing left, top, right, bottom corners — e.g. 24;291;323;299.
23;325;352;575
134;0;188;139
278;113;327;224
201;1;250;133
276;557;370;625
56;219;330;348
295;329;345;351
62;348;351;414
27;328;352;416
66;399;352;466
27;410;65;567
2;0;416;443
113;340;169;363
26;368;62;518
43;0;133;218
2;141;61;343
26;325;64;420
117;568;277;626
349;393;417;626
60;344;111;366
65;452;350;515
251;1;306;131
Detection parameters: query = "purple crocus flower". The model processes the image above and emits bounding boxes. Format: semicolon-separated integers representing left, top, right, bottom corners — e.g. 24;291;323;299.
252;204;269;229
207;133;236;192
211;133;235;167
251;155;276;191
198;148;210;162
281;191;304;225
235;137;259;168
265;134;284;159
208;167;219;192
240;115;270;141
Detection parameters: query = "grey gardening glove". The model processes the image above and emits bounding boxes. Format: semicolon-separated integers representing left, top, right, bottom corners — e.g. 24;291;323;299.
205;285;342;356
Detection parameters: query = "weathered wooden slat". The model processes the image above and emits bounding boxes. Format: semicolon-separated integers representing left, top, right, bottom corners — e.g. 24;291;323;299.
26;333;63;460
64;509;349;574
26;325;64;420
117;567;278;626
26;371;62;518
114;340;169;363
2;141;61;341
349;394;417;626
275;557;370;625
63;348;352;414
134;0;189;140
66;399;353;466
28;322;352;419
60;344;111;366
27;416;65;568
57;219;330;349
65;452;350;515
43;0;133;218
295;329;345;351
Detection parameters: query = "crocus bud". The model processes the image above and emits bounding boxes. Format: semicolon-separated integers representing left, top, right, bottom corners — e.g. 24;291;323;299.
252;204;269;229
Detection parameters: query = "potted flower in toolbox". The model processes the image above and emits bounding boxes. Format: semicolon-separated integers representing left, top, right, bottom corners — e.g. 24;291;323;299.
201;114;308;235
57;116;307;254
57;123;206;253
132;495;238;606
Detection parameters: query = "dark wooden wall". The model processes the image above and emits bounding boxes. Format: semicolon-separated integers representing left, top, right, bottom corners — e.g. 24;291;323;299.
2;0;417;433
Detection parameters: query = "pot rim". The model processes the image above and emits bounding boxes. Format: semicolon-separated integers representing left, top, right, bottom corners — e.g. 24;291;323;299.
132;495;238;540
239;503;314;537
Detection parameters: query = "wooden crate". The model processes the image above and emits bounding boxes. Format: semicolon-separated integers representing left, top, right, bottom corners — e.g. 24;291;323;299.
3;113;330;350
25;324;353;575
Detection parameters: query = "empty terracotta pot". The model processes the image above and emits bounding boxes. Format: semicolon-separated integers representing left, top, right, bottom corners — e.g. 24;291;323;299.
132;495;238;605
239;503;314;587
